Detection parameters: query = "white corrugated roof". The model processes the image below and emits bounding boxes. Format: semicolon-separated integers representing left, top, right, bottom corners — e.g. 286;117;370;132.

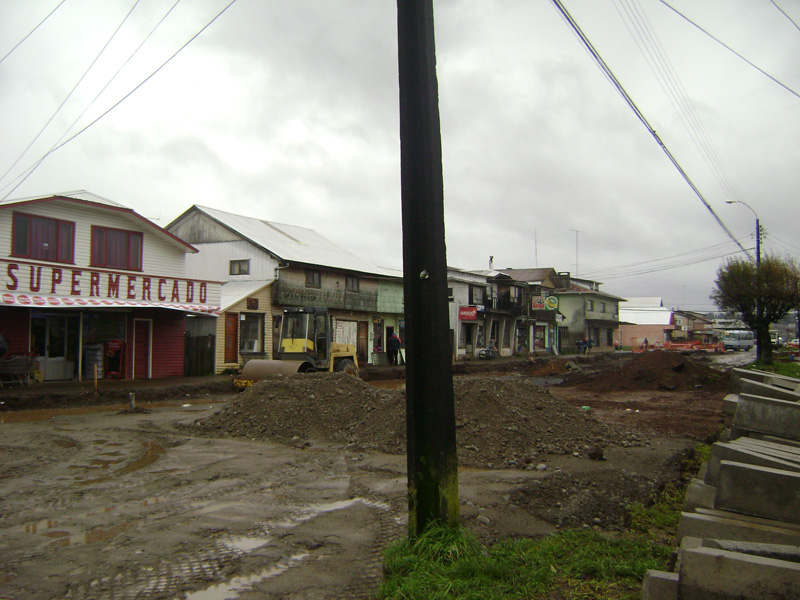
195;205;399;277
620;307;674;326
1;190;127;209
221;280;274;311
622;297;664;309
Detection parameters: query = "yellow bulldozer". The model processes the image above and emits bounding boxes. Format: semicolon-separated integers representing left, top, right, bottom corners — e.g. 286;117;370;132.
234;306;358;389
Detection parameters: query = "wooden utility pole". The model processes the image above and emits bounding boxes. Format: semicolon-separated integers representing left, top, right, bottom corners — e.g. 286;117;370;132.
396;0;459;535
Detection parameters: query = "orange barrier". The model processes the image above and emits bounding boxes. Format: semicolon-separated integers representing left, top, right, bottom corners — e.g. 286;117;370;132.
633;342;723;353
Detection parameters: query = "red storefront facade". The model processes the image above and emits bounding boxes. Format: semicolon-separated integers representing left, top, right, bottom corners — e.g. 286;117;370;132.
0;193;220;382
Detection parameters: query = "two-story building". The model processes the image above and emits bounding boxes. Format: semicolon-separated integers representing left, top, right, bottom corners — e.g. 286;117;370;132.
556;273;623;352
447;267;489;359
166;205;404;371
499;268;565;354
0;192;221;381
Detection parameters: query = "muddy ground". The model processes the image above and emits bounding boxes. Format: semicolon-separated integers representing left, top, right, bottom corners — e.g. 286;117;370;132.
0;351;736;600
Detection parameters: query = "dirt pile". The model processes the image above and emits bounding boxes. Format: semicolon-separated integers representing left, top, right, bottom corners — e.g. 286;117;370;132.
568;350;730;393
192;373;644;469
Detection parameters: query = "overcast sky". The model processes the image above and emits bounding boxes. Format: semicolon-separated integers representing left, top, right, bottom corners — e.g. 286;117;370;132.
1;0;798;312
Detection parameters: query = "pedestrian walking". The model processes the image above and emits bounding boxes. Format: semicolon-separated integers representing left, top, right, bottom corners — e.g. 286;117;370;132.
387;332;401;366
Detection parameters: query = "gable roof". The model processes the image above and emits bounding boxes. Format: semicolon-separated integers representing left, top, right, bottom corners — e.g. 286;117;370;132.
1;191;196;253
622;297;664;309
169;205;400;278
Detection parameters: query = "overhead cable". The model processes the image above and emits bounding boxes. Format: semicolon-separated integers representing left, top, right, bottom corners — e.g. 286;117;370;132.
2;0;239;200
550;0;751;260
1;0;183;197
658;0;800;100
770;0;800;32
0;0;142;188
614;0;744;205
0;0;68;65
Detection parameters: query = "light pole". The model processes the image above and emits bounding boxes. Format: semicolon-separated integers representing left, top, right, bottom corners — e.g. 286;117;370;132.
726;200;760;266
726;200;762;357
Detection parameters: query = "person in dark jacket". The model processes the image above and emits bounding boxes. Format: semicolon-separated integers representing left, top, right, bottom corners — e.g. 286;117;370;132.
387;332;401;366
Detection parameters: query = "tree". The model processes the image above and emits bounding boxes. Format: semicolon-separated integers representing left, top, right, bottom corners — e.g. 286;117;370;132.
711;255;800;363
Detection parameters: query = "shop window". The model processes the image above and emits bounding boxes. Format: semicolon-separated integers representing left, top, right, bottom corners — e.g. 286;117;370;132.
230;259;250;275
12;212;75;263
240;313;264;353
91;226;142;270
346;276;359;292
306;270;321;288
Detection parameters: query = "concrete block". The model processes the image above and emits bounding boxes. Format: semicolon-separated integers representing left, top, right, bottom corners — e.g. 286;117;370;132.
733;393;800;441
715;460;800;525
677;511;800;545
695;507;800;533
679;546;800;599
684;478;716;511
740;378;800;403
701;539;800;563
705;442;800;486
722;393;738;416
640;570;678;600
735;436;800;457
730;368;800;393
730;368;770;390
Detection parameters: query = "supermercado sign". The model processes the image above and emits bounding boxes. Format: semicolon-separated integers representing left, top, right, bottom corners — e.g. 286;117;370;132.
2;260;220;315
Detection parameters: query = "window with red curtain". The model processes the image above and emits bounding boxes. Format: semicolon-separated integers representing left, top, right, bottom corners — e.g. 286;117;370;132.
12;212;75;263
90;226;143;270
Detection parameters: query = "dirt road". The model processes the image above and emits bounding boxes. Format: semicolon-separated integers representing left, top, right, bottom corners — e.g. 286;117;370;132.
0;351;731;600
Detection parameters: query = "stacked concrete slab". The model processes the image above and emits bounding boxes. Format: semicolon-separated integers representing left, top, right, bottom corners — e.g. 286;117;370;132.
641;368;800;600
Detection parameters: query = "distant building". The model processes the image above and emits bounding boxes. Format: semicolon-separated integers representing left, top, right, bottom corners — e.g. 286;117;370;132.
618;297;675;348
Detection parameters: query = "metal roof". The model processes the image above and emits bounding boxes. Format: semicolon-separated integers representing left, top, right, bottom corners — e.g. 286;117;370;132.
188;205;401;278
221;280;274;312
619;307;674;326
2;191;196;253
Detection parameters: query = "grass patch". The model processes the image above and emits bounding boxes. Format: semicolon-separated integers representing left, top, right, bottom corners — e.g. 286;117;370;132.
378;524;669;600
378;448;713;599
748;359;800;379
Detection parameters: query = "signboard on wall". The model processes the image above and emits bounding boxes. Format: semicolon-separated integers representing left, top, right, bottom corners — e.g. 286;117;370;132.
1;258;220;314
532;296;559;311
459;306;477;320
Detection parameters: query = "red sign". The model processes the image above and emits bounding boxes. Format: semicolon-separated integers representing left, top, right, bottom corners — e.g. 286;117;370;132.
459;306;478;320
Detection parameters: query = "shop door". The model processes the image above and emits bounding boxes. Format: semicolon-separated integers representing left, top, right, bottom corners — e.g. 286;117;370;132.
31;315;78;381
225;313;239;364
357;321;368;365
133;319;152;379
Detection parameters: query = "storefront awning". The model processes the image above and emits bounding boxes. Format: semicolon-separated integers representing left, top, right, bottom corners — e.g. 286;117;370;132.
1;291;220;315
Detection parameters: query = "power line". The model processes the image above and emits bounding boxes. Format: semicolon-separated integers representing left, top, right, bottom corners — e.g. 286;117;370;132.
2;0;239;200
0;0;141;188
614;0;745;206
0;0;183;197
770;0;800;32
0;0;68;65
550;0;751;260
658;0;800;100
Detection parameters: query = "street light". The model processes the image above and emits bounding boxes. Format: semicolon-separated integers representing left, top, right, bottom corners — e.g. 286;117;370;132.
726;200;763;356
726;200;760;266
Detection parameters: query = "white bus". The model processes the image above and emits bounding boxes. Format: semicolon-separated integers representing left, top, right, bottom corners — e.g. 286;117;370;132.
722;330;754;351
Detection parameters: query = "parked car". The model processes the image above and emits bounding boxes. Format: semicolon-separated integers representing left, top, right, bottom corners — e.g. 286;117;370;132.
787;339;799;349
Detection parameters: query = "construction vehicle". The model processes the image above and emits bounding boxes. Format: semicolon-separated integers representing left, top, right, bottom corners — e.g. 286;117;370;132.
234;307;358;388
